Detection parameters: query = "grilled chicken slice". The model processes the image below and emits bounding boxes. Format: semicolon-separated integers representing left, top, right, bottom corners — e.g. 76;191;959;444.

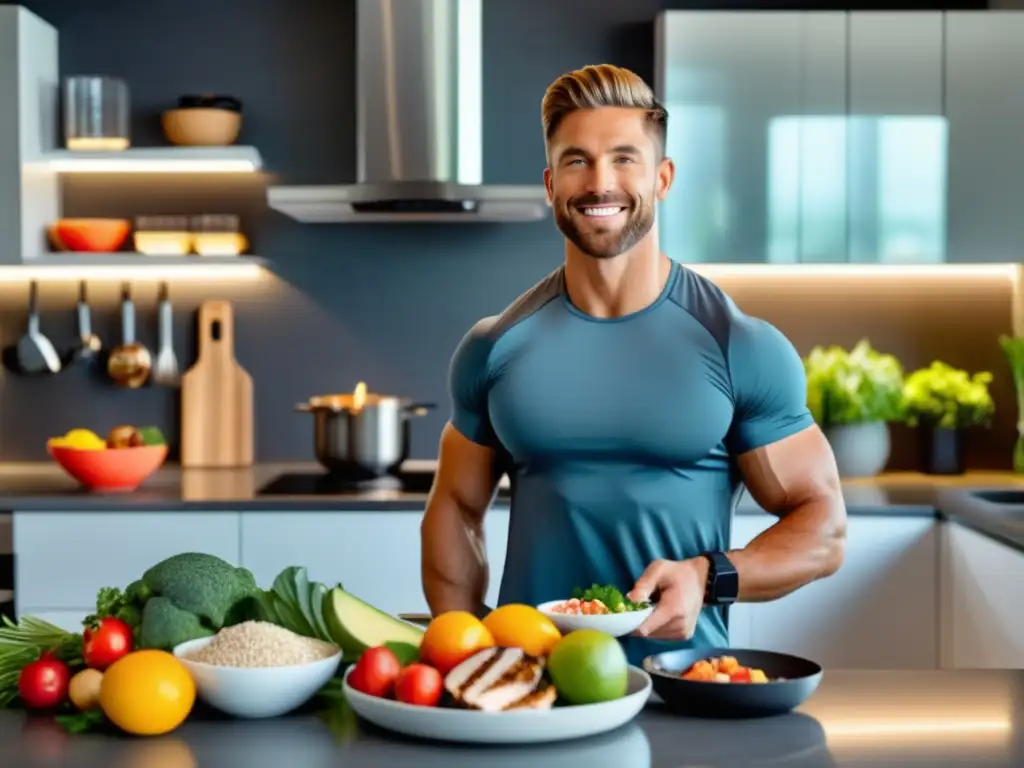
444;646;556;711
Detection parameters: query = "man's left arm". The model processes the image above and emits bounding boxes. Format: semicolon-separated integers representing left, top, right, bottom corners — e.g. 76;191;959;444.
727;424;847;602
632;316;846;639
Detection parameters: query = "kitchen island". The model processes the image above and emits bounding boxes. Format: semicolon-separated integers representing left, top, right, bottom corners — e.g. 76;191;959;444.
0;667;1021;766
2;463;1024;672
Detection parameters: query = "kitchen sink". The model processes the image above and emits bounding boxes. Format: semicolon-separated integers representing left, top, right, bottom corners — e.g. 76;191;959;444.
968;490;1024;509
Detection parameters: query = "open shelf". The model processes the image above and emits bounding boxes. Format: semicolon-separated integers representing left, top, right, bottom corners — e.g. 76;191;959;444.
41;146;263;173
0;254;268;281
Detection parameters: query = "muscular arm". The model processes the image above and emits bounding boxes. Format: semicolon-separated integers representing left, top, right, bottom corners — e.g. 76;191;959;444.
727;424;847;602
720;315;847;603
420;423;501;616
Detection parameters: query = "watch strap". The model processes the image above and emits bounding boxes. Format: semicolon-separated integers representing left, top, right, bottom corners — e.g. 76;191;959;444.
701;551;739;606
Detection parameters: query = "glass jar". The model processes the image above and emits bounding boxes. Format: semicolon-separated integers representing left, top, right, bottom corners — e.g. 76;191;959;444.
190;214;247;256
134;216;192;256
63;76;130;151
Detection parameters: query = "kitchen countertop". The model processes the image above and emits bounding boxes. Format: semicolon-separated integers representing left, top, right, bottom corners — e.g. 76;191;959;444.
0;668;1021;767
2;462;1024;551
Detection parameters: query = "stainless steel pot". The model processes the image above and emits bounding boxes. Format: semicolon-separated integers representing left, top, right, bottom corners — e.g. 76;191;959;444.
296;392;436;479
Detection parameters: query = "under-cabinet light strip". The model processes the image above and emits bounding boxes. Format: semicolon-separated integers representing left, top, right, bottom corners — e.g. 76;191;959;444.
46;158;259;173
0;265;265;281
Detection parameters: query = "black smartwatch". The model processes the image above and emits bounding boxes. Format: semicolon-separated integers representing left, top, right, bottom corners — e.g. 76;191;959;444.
700;551;739;606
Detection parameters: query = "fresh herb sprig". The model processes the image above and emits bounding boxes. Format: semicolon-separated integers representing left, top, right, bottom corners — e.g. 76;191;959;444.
0;615;82;708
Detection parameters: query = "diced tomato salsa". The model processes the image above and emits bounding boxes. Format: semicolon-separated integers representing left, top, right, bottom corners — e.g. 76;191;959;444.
548;598;609;615
681;655;770;684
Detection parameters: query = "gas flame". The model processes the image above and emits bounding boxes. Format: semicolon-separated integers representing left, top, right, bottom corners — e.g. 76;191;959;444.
352;381;367;411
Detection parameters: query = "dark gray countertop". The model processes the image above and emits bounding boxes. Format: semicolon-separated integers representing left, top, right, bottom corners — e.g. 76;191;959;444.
2;461;1024;551
0;668;1021;767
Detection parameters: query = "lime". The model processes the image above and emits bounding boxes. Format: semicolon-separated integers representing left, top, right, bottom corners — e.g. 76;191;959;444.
547;629;628;705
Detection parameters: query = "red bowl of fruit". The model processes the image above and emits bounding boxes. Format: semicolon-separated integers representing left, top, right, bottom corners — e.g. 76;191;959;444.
47;426;167;492
49;218;131;252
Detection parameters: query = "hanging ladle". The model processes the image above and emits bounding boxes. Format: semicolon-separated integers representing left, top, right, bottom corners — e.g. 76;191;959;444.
1;281;61;376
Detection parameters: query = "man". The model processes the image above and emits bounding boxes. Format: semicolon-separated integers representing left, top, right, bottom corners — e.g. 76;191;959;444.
420;63;847;665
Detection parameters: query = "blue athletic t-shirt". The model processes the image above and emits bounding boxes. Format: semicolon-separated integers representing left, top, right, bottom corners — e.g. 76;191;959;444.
448;260;814;666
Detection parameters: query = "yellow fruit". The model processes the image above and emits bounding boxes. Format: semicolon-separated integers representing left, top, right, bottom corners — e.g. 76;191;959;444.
482;604;563;657
100;650;195;736
60;429;107;451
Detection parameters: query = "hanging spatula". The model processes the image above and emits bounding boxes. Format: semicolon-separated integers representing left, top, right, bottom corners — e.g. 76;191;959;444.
152;281;180;387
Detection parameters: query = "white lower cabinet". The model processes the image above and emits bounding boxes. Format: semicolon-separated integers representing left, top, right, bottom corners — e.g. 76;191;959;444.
239;508;511;618
729;513;939;670
12;511;242;619
940;523;1024;669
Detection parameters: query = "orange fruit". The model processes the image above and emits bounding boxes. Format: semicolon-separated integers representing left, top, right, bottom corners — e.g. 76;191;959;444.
99;650;195;736
482;604;562;657
420;611;495;675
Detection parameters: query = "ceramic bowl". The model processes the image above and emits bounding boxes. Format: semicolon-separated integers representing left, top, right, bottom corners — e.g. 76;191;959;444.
536;599;654;637
172;636;342;719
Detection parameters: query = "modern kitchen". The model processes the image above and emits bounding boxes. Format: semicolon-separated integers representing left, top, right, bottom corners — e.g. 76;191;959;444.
2;0;1024;765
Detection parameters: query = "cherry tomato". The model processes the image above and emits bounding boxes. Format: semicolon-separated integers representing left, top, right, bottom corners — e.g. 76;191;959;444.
394;663;443;707
348;646;401;698
730;667;752;683
18;652;71;710
82;617;134;670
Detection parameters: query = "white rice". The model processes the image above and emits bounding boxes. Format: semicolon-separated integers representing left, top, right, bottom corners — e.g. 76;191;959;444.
186;620;337;668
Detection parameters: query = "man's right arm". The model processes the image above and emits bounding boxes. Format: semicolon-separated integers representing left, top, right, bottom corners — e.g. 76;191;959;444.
420;319;501;617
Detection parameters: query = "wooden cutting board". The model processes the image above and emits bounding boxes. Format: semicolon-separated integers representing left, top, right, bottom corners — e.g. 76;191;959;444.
180;300;254;467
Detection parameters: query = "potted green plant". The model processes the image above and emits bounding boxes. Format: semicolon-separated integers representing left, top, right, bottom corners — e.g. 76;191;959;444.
902;361;994;475
999;336;1024;472
804;340;905;478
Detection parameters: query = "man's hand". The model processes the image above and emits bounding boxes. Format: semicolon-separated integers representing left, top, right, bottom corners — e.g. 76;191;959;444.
628;557;709;640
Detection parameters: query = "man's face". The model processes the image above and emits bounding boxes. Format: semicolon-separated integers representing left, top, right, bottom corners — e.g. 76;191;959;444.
544;107;674;260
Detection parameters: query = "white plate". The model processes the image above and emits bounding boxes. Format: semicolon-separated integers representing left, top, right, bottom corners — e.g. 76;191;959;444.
536;600;654;637
343;664;652;744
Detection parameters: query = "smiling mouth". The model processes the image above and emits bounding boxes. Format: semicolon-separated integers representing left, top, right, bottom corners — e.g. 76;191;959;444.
576;205;627;218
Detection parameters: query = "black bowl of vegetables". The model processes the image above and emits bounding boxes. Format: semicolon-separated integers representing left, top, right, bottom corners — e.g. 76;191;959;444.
643;648;823;719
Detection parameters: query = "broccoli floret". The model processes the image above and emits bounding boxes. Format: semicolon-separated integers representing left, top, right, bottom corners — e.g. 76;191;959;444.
138;596;215;650
141;553;260;630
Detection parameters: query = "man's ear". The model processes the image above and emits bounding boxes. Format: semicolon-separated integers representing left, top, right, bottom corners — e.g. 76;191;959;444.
655;156;675;202
544;167;554;207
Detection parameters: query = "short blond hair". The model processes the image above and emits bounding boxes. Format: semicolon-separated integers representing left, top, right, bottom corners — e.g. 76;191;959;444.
541;64;668;156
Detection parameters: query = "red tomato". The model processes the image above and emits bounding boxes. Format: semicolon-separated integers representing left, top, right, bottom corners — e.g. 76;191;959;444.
730;667;752;683
394;663;443;707
82;617;134;670
348;646;402;698
18;653;71;710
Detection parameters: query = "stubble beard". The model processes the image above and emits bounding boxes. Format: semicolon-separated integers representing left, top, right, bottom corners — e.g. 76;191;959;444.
553;192;656;260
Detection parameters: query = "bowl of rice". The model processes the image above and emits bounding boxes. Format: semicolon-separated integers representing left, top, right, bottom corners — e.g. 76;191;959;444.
172;620;342;719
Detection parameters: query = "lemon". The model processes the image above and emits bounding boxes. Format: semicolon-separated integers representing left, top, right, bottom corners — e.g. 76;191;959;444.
482;604;562;657
100;651;195;736
60;429;107;451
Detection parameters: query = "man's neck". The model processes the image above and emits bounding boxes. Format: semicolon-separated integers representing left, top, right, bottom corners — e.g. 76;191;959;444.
563;238;673;319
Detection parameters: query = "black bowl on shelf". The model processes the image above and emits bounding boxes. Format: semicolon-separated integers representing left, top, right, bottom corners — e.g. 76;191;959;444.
643;647;823;719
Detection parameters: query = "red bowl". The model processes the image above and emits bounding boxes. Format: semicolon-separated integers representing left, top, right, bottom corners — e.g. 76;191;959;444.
48;444;168;492
50;219;131;252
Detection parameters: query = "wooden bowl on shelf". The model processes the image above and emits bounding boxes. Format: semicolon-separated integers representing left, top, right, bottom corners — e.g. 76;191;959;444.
50;219;131;252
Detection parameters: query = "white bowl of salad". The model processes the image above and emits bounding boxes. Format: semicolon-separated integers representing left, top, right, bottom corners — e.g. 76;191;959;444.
537;585;653;638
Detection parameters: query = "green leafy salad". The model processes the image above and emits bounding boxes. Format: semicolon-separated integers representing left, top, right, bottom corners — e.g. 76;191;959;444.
570;584;650;613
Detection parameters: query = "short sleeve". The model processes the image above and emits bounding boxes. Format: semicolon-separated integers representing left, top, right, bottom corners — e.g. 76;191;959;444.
724;316;815;455
447;317;500;449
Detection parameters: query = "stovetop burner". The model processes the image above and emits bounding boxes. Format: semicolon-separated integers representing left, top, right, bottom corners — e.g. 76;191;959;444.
257;469;435;496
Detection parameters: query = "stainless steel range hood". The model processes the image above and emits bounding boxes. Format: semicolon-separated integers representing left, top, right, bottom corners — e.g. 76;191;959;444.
267;0;548;223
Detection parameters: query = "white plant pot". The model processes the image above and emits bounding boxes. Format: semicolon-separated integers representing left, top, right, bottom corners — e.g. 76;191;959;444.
824;421;891;478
